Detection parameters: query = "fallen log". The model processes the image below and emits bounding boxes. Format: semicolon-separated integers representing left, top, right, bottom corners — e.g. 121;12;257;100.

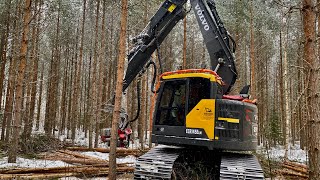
44;157;107;165
282;164;308;174
276;169;308;179
283;161;308;169
0;163;131;174
39;151;71;159
40;150;108;165
57;149;106;162
0;167;135;179
0;172;77;180
66;147;149;157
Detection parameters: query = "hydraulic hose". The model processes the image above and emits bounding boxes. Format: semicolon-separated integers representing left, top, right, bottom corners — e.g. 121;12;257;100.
123;77;141;129
145;60;159;93
123;60;158;129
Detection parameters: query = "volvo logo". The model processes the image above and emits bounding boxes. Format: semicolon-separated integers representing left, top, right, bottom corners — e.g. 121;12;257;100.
195;4;210;31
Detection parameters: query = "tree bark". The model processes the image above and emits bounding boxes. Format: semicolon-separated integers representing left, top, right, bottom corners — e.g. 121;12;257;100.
91;0;100;148
183;15;187;69
0;0;12;141
109;0;128;179
44;1;61;136
302;0;320;179
36;62;44;130
97;0;107;140
8;0;32;163
24;0;39;140
71;0;86;143
283;35;291;159
249;0;255;97
0;0;11;111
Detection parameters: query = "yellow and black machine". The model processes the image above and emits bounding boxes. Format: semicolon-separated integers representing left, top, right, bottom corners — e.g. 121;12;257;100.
118;0;264;179
153;69;258;151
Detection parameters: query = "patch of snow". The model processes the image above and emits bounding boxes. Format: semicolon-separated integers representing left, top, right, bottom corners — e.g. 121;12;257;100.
0;152;136;170
56;130;109;148
257;143;307;163
81;151;109;161
117;155;136;164
80;151;136;164
0;157;72;168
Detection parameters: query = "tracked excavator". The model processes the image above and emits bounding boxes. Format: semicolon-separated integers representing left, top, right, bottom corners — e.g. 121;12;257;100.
109;0;264;179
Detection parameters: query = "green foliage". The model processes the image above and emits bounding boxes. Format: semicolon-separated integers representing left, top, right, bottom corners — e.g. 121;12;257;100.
267;112;282;146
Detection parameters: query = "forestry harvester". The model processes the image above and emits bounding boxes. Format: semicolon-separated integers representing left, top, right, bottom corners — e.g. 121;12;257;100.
104;0;264;179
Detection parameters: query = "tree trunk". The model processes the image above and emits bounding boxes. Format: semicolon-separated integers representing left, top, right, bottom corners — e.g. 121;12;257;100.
249;0;255;97
2;56;15;143
71;0;86;143
0;0;12;140
283;36;291;159
36;62;44;130
92;0;100;148
97;0;107;140
0;0;11;111
24;0;39;140
109;0;128;179
45;1;61;136
302;0;320;179
8;0;32;163
183;15;187;69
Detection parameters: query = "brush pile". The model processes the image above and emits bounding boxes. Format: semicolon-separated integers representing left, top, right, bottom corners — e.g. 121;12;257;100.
275;161;308;179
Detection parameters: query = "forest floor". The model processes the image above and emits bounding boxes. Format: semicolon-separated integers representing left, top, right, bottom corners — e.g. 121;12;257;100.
0;132;308;179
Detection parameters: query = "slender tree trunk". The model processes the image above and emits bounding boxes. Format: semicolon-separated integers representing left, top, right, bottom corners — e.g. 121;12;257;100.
59;55;69;134
183;15;187;69
279;10;285;145
250;0;259;145
96;0;107;146
0;0;11;110
36;62;44;130
2;57;15;142
45;1;60;136
8;0;32;163
249;0;255;97
0;0;12;140
109;0;128;179
283;37;291;159
5;0;21;144
71;0;86;143
91;0;100;148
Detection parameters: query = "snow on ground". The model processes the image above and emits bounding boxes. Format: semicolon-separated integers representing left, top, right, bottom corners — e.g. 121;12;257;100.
257;143;307;163
0;127;150;171
0;128;141;169
0;152;136;169
80;151;136;164
0;157;71;168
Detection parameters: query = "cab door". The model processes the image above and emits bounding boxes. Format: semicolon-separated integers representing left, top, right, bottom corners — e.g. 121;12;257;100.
154;79;187;137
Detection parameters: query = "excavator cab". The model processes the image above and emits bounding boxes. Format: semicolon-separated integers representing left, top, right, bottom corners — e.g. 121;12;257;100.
155;75;212;127
152;69;258;151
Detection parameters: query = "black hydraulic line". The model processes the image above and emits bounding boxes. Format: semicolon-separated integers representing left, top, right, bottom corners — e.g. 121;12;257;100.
123;59;158;129
144;60;159;93
123;76;141;129
156;39;163;74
